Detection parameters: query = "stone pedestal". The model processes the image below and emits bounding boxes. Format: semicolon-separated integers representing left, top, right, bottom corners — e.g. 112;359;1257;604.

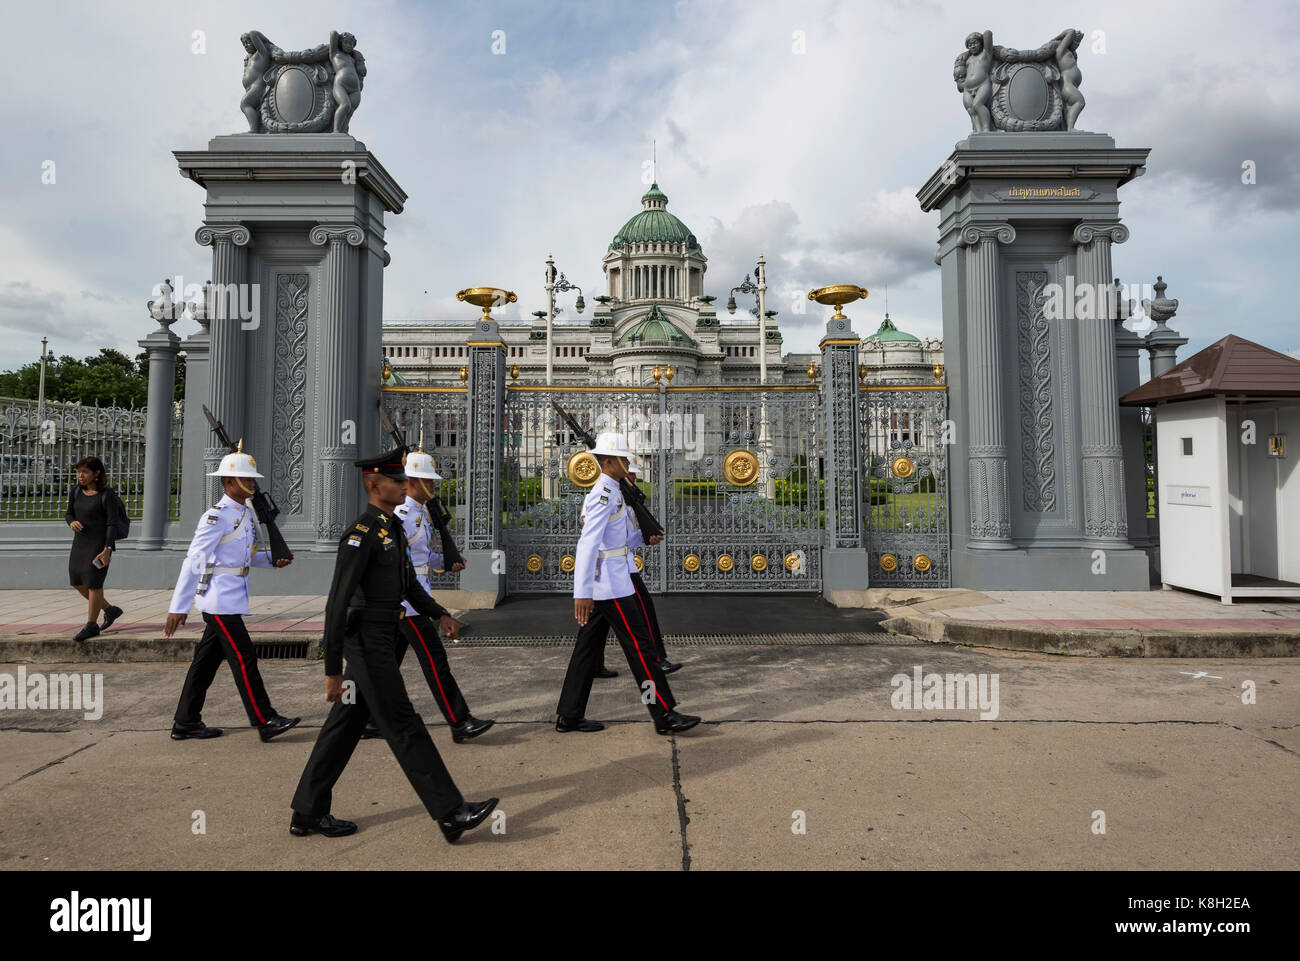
174;134;406;556
917;132;1152;589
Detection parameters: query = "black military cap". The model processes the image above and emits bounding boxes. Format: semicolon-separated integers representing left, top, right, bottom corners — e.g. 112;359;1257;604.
355;445;409;480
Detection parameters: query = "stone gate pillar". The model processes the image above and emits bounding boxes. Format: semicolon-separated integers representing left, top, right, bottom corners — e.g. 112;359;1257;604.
137;306;181;550
819;311;870;602
197;224;250;509
460;319;507;605
960;223;1016;549
1073;224;1131;548
310;224;364;548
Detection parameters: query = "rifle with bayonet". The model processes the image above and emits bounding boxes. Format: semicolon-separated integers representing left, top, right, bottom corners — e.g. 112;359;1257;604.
550;400;664;537
201;405;293;564
379;407;466;570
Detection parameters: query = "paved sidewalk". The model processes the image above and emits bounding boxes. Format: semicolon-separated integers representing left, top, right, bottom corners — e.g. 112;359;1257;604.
876;588;1300;657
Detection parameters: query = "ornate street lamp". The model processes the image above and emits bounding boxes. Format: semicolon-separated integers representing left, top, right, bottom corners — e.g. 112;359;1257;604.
727;256;769;383
544;254;585;387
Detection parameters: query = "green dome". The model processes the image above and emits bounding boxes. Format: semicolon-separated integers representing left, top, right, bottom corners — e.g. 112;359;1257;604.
871;314;920;343
615;303;697;348
609;183;700;251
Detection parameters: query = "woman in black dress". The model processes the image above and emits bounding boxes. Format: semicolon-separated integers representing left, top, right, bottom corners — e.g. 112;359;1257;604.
66;456;124;641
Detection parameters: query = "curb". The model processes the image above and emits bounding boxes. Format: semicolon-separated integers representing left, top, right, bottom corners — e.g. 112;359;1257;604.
879;615;1300;658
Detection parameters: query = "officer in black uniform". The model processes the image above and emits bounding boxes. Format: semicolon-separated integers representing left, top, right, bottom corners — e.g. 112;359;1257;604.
289;446;497;843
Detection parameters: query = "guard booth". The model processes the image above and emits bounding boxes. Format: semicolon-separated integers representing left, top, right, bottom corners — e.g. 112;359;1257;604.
1120;335;1300;604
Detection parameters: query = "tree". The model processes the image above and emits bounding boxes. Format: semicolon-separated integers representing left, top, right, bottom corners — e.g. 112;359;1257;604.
0;347;186;407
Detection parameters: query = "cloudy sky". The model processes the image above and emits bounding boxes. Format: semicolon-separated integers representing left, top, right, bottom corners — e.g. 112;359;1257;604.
3;0;1296;374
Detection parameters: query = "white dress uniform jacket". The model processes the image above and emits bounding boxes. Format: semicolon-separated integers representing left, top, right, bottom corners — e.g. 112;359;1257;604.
168;494;274;615
394;495;446;617
573;475;635;601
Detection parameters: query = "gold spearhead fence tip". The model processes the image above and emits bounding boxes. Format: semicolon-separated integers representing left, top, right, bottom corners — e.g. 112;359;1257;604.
237;438;244;453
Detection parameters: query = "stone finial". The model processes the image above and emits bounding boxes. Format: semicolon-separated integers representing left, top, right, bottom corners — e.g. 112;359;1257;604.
240;29;366;134
187;280;213;331
1144;275;1179;327
147;279;180;328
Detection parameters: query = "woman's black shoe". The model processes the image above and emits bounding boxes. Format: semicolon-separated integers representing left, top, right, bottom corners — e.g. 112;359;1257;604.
73;621;100;642
101;605;124;630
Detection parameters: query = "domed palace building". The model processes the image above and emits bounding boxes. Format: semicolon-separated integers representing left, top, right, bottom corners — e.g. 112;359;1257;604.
381;182;942;387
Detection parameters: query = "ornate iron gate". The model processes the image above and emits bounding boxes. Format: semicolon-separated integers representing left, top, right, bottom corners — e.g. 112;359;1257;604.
380;386;468;591
859;385;950;587
502;384;824;593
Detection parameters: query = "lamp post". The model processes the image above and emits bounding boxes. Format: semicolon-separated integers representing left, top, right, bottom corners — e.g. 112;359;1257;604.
728;256;768;383
544;254;585;387
37;336;50;425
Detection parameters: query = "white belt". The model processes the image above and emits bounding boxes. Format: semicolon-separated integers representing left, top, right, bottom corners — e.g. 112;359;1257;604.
212;566;250;577
598;547;629;559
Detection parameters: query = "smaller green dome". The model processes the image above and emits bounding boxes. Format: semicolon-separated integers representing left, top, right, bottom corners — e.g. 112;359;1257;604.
615;303;697;348
871;314;920;343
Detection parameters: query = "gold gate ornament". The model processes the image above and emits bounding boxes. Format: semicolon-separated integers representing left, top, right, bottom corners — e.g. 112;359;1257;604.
717;553;734;572
723;450;760;486
525;554;543;573
891;456;915;479
880;553;899;572
635;555;644;572
560;554;575;573
566;450;600;486
750;553;768;572
683;554;701;572
913;554;933;573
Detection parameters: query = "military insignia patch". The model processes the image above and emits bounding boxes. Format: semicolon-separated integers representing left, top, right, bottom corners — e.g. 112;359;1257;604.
381;537;395;549
355;524;370;533
599;495;609;505
347;535;362;547
205;515;218;525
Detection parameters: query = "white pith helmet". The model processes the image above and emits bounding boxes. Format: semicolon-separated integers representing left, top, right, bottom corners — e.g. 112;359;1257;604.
207;441;263;478
405;449;443;480
591;432;635;458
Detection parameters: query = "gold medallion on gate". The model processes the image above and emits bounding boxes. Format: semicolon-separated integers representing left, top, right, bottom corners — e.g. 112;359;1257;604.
567;450;600;487
891;456;915;479
525;554;543;573
723;450;760;487
560;554;575;573
913;554;933;573
750;553;768;572
683;553;701;572
717;553;735;572
784;552;803;572
879;553;899;572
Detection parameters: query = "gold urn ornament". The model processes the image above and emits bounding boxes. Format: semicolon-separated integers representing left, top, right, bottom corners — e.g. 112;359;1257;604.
807;285;869;320
457;287;517;321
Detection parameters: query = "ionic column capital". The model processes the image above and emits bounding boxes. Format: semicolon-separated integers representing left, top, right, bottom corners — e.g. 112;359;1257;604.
1072;222;1130;246
195;224;251;247
959;223;1016;247
309;224;365;247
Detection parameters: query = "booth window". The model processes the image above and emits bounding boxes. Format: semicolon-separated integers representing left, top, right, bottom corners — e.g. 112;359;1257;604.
1182;437;1193;455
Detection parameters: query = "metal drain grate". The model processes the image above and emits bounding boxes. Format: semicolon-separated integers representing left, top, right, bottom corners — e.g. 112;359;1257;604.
255;640;312;659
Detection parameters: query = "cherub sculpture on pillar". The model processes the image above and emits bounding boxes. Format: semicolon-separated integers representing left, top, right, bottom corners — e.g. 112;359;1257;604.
954;28;1086;132
239;29;367;134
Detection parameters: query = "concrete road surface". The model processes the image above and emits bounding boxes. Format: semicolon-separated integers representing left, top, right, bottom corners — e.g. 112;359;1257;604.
1;638;1295;870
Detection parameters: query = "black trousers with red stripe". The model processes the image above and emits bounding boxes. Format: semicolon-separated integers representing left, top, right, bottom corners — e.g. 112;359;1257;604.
292;616;464;821
174;613;275;727
595;571;668;669
396;614;470;726
558;593;677;724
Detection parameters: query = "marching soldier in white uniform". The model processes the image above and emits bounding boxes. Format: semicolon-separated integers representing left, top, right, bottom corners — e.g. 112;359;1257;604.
163;444;301;742
556;433;701;735
360;448;494;742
